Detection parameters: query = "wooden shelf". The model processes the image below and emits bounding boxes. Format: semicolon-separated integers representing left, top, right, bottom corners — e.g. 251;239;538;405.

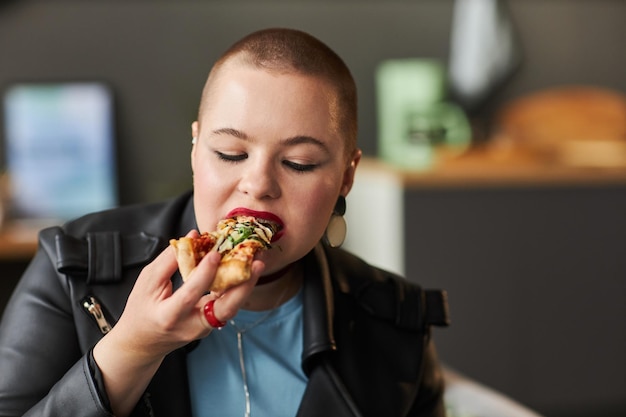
361;148;626;189
0;224;41;261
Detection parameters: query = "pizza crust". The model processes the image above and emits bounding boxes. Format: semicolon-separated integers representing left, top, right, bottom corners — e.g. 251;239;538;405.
169;237;196;281
211;258;251;292
210;239;264;292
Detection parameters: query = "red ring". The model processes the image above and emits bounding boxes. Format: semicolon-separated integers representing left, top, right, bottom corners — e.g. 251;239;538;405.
203;299;226;329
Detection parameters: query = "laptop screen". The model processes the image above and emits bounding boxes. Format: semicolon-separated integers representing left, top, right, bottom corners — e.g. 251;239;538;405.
2;82;118;223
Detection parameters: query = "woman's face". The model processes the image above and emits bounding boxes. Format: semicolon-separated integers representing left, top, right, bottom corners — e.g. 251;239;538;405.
191;65;360;274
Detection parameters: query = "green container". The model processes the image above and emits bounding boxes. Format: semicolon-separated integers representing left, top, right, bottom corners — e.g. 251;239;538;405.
376;58;471;170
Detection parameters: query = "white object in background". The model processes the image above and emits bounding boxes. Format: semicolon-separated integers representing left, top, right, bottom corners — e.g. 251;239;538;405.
344;166;404;276
448;0;521;110
444;367;545;417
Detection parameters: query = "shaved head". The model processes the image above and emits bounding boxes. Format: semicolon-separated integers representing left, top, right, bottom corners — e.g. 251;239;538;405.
198;28;358;157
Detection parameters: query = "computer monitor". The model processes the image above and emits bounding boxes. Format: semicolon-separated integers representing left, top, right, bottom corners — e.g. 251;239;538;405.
2;82;118;223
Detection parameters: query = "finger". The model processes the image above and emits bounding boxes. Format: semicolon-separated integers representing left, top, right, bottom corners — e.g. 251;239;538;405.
171;250;221;309
184;229;200;238
137;245;179;293
143;227;201;287
189;250;222;292
250;259;265;281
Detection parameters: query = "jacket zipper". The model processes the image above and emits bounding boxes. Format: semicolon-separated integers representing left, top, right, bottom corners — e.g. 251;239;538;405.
82;296;112;334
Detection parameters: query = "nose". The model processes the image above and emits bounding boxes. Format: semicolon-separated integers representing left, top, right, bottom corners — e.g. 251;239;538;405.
237;159;281;200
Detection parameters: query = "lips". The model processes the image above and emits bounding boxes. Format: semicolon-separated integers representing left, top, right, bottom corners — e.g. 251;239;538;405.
226;208;284;242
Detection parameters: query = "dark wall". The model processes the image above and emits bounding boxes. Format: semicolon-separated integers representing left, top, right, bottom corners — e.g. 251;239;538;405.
0;0;624;204
406;184;626;417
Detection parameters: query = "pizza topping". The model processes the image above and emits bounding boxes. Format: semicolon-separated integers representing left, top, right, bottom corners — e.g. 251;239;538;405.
192;233;217;264
170;214;281;292
211;215;278;253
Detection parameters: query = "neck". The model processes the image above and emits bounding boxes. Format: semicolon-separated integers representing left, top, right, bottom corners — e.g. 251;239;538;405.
243;263;302;311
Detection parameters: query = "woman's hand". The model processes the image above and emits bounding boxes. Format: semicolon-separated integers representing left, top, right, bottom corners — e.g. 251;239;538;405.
92;230;264;416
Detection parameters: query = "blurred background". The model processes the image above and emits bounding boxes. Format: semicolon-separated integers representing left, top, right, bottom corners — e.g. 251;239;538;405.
0;1;624;416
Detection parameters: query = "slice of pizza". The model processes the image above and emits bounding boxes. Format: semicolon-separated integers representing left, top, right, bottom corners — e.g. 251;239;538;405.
170;216;277;292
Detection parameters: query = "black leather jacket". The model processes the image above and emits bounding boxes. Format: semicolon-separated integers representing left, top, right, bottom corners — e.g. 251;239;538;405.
0;192;449;417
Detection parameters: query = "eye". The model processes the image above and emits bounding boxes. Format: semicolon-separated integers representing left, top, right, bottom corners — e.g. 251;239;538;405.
216;151;247;163
283;160;318;172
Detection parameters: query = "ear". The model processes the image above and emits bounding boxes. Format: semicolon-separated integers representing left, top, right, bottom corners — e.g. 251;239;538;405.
191;121;199;172
340;149;362;197
192;121;199;139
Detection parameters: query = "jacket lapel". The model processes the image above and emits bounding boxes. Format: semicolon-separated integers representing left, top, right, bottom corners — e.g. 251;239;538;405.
298;245;363;417
296;360;364;417
301;245;336;372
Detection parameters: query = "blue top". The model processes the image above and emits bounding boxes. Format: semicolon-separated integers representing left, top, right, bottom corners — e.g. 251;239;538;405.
187;288;307;417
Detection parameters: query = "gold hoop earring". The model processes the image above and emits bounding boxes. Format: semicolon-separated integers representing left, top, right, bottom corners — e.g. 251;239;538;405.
324;196;347;248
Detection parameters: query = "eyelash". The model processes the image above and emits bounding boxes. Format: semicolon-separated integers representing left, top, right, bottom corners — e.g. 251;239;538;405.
215;152;317;173
216;152;246;163
284;161;317;172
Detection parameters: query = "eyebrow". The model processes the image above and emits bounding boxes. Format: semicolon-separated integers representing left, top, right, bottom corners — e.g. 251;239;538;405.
281;135;329;152
211;128;330;153
211;127;249;140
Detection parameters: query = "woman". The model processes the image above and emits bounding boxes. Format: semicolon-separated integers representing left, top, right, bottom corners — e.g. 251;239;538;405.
0;28;449;417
